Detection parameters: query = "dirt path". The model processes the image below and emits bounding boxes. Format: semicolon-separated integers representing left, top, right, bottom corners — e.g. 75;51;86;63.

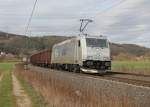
12;74;32;107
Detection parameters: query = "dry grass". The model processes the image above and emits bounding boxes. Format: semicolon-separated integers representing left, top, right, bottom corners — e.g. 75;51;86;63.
14;64;150;107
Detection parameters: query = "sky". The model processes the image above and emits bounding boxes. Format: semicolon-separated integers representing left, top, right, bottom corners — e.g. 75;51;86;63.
0;0;150;47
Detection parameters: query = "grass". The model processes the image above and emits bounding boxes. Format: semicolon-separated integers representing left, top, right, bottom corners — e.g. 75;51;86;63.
18;77;49;107
112;61;150;69
0;57;21;63
0;63;14;72
0;63;15;107
112;61;150;74
15;64;146;107
0;62;49;107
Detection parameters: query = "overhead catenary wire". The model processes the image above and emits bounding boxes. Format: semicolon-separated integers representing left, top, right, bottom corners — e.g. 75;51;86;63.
25;0;38;36
23;0;150;45
78;0;127;35
92;0;127;19
23;0;127;36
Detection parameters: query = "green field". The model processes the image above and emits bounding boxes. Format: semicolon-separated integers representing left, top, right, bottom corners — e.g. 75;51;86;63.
112;61;150;74
0;63;15;107
0;63;49;107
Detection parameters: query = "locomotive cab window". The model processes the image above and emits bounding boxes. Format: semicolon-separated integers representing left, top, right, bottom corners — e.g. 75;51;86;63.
78;40;81;47
86;38;108;48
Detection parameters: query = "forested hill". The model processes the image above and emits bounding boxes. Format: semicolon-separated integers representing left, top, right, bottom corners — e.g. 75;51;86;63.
0;32;150;57
0;32;69;55
110;43;150;56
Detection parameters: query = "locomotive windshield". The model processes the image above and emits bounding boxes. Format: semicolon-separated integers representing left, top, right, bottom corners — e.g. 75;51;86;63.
86;38;108;48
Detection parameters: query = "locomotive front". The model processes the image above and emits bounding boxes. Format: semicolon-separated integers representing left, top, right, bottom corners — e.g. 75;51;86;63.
80;36;111;73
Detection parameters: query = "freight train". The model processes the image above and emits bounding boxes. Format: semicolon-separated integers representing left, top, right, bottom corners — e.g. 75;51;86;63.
30;35;111;74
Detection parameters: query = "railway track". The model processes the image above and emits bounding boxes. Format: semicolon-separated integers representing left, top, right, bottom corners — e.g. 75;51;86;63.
78;71;150;87
102;74;150;87
28;64;150;88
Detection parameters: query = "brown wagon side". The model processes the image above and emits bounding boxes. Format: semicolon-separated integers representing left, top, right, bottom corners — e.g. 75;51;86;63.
30;49;52;67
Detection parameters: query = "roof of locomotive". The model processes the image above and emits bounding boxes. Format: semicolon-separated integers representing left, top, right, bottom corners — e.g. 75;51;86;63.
78;34;107;39
52;37;76;47
53;34;107;47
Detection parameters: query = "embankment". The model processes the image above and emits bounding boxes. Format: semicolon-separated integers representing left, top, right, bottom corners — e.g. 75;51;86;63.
14;64;150;107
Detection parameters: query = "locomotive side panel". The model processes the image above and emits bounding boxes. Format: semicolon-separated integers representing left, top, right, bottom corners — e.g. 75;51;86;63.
51;38;79;64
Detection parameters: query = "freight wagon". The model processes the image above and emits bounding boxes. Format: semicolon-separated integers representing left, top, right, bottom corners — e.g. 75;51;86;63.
30;49;52;67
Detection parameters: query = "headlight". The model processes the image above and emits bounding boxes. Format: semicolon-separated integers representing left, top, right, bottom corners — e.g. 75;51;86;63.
105;62;111;66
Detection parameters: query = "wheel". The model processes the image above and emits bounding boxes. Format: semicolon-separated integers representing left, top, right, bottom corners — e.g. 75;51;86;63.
68;65;72;72
72;65;80;73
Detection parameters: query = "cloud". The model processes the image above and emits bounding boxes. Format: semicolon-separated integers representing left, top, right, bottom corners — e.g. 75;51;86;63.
0;0;150;47
89;0;150;47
